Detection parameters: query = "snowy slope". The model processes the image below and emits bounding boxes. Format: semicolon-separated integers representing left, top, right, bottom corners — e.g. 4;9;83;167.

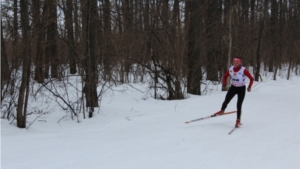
1;73;300;169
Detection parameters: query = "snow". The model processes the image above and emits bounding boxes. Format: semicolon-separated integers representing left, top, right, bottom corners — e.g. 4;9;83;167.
1;72;300;169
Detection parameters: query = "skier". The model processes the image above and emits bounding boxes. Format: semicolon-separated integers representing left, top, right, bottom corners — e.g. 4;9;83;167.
214;57;254;127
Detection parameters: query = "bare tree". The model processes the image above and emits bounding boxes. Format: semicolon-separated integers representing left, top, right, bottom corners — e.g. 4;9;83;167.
268;0;278;73
205;1;219;81
16;0;31;128
1;20;10;83
74;0;80;43
187;0;202;95
286;0;298;79
255;0;269;81
224;5;233;91
123;0;133;83
32;0;44;83
65;0;77;74
45;0;59;79
11;0;20;69
249;0;256;66
83;0;99;118
103;0;113;81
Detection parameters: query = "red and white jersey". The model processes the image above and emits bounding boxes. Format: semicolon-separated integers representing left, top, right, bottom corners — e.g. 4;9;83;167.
229;66;246;87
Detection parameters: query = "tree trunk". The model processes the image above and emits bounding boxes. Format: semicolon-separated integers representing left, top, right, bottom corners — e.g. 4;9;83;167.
249;0;256;66
103;0;112;81
12;0;19;69
66;0;77;74
48;0;59;78
187;0;202;95
84;0;99;118
255;0;269;81
44;0;58;78
17;0;31;128
225;6;233;91
74;0;80;43
162;0;169;29
144;0;149;31
206;1;219;81
32;0;44;83
269;0;278;73
1;20;10;82
123;0;132;83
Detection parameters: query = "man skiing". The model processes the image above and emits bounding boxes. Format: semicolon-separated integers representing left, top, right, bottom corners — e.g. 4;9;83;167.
214;57;254;127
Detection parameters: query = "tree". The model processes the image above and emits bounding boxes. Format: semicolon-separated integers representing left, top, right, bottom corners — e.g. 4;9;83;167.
32;0;44;83
65;0;77;74
225;5;233;91
45;0;59;79
249;0;256;66
205;1;219;81
268;0;278;73
102;0;112;81
122;0;133;83
16;0;31;128
255;0;269;81
1;20;10;82
74;0;80;43
83;0;99;118
187;0;202;95
12;0;19;69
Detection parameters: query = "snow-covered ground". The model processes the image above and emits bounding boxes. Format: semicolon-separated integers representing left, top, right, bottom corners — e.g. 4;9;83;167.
1;71;300;169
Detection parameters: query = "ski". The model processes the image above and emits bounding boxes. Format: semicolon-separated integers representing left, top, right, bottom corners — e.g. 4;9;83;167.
184;111;236;124
228;123;242;135
228;127;238;135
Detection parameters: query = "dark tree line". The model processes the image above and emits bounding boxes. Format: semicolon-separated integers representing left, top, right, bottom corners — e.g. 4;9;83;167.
1;0;300;127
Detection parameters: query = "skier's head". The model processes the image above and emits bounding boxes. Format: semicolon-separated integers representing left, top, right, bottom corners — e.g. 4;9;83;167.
233;57;242;67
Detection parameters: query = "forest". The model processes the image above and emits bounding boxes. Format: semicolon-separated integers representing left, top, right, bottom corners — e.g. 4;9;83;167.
1;0;300;128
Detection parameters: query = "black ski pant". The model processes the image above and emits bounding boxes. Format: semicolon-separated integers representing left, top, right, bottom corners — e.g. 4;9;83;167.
221;85;246;120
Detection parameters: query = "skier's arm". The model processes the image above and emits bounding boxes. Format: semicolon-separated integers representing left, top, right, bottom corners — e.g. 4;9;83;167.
222;70;230;87
244;69;254;89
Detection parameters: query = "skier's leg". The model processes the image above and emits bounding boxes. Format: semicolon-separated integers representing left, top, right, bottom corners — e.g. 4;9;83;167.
221;86;237;111
236;86;246;119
